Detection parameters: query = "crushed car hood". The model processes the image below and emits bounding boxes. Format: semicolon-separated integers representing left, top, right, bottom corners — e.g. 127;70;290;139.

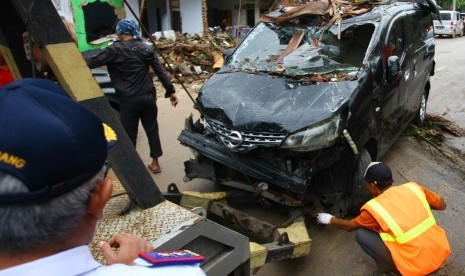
197;71;357;133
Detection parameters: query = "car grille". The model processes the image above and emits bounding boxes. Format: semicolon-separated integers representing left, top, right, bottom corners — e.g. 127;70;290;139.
207;120;287;151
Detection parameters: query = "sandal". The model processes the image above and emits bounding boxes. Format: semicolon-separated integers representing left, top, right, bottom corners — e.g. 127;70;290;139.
147;164;161;174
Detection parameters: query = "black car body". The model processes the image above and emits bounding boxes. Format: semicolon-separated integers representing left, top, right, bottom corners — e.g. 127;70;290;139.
178;2;436;216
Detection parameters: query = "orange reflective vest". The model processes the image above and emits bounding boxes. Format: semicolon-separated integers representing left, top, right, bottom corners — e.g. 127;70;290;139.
361;182;450;276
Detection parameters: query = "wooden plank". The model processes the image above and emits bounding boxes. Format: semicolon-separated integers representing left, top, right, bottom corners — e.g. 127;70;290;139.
43;43;101;101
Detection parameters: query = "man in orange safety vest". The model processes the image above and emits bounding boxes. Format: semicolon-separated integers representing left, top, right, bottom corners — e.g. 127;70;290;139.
317;162;450;276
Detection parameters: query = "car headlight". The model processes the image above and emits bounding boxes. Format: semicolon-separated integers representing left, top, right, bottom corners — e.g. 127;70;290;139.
281;114;341;151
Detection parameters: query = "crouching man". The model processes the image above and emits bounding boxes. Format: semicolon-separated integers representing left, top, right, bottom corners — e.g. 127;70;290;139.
317;162;450;276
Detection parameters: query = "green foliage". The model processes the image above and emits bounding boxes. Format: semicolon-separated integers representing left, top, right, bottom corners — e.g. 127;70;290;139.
437;0;465;11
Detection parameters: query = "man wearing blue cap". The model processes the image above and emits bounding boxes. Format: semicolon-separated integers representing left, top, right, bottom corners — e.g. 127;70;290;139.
85;18;177;174
316;162;450;276
0;79;204;275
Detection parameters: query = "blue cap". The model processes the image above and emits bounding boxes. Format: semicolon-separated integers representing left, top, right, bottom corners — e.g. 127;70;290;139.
0;79;109;205
116;19;141;40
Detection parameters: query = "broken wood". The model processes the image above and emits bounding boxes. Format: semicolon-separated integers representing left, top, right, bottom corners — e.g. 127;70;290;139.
276;32;304;63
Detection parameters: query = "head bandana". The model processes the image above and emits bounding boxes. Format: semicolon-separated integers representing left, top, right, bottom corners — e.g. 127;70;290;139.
116;19;141;40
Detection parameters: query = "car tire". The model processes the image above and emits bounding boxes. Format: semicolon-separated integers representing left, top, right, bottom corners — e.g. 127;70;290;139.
346;149;373;215
413;90;427;126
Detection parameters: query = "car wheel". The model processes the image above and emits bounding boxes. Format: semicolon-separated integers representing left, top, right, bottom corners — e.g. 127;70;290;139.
414;90;427;126
346;149;373;215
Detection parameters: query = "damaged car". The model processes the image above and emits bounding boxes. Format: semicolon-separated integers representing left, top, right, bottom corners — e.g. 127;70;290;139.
178;1;436;216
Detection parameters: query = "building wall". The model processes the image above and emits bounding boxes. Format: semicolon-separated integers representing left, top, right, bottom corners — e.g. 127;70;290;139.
180;0;203;35
142;0;265;36
161;0;172;31
124;0;140;22
146;0;171;34
206;0;260;27
54;0;266;38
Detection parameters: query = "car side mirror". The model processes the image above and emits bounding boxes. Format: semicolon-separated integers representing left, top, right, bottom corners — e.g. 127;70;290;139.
223;48;236;64
386;55;401;82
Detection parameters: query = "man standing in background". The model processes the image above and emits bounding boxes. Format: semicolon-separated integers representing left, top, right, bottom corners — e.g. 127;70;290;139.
86;19;178;174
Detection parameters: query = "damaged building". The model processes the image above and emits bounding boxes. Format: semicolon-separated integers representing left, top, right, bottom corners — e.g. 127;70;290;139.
52;0;275;52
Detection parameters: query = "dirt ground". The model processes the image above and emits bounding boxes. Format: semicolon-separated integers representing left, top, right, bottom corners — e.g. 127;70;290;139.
133;37;465;275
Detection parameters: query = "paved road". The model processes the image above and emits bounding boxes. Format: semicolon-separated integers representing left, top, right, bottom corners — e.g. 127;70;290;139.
135;36;465;275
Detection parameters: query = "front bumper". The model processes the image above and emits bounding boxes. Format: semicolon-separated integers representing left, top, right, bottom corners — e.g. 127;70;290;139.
434;26;455;35
178;129;308;194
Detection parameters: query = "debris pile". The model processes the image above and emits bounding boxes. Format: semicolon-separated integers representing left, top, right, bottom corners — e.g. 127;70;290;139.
151;31;238;85
406;114;465;159
408;114;465;144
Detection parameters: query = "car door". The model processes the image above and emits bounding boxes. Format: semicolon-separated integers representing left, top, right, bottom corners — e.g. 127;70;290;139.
378;13;409;155
456;12;463;34
403;10;433;121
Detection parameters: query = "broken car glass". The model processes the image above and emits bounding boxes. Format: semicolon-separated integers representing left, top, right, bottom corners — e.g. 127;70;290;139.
224;19;375;81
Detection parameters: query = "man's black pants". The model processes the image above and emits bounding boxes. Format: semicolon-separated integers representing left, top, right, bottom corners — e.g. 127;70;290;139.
120;92;162;158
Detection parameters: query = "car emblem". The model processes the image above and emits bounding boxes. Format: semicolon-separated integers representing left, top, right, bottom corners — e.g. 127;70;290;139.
221;130;243;149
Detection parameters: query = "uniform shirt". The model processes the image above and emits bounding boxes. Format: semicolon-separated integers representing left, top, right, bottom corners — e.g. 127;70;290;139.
354;184;443;229
0;245;206;276
85;39;175;101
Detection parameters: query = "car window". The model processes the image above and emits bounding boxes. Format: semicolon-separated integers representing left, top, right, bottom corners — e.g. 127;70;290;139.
405;11;433;52
385;18;404;61
225;19;376;78
440;13;451;20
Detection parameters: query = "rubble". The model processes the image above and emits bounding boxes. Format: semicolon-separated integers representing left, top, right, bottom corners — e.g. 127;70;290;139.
406;114;465;161
408;114;465;144
151;30;238;85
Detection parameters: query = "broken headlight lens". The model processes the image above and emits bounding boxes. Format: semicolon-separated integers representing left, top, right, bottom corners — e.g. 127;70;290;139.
281;114;341;151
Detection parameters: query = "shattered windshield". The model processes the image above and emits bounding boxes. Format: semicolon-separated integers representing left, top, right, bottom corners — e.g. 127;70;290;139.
225;18;375;80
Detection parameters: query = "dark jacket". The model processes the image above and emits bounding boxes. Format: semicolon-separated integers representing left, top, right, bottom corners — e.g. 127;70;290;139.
85;39;175;101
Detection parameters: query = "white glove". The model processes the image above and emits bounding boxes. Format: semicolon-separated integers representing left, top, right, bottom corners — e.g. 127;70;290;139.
317;213;333;224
